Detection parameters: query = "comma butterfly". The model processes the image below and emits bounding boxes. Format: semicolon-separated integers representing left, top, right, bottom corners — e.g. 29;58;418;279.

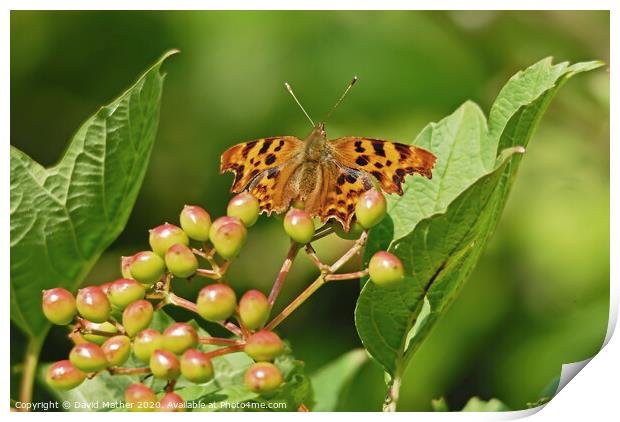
220;78;436;231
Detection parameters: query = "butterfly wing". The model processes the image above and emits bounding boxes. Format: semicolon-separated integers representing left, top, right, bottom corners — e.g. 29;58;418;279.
220;136;303;193
303;161;373;231
328;137;436;195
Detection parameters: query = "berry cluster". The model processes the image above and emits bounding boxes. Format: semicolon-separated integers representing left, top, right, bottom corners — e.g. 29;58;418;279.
42;189;404;411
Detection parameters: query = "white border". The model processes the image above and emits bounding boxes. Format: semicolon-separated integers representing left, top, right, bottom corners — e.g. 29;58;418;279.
3;2;616;421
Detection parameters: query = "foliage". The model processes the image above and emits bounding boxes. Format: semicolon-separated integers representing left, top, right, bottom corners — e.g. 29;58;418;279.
354;58;602;407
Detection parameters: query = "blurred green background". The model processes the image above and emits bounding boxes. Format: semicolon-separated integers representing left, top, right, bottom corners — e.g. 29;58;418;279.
10;10;609;411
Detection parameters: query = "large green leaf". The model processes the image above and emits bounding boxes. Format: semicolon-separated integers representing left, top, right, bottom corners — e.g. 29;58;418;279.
354;58;602;396
310;349;368;411
10;50;177;338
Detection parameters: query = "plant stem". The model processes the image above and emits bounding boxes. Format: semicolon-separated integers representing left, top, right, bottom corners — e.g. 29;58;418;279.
18;336;43;410
383;374;402;412
305;244;329;272
199;336;243;346
266;275;325;330
195;268;221;279
108;367;151;376
329;231;368;273
204;344;245;360
325;269;369;281
268;242;300;307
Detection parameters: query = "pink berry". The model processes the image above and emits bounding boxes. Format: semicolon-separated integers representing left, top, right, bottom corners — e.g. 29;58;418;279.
76;286;111;323
180;205;212;241
355;188;387;229
196;283;237;322
244;330;284;362
149;223;189;256
46;360;86;390
283;208;315;244
227;192;260;227
368;251;405;287
42;288;76;325
238;290;270;330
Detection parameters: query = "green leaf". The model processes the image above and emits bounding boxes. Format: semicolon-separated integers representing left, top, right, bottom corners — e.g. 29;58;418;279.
354;58;603;383
10;50;177;338
310;349;368;411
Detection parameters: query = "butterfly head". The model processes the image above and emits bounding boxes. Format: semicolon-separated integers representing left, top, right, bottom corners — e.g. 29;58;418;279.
304;122;327;160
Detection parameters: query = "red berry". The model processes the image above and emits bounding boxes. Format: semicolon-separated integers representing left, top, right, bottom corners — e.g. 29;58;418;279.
69;342;108;372
244;330;284;362
163;322;198;354
129;251;165;284
158;392;185;412
102;335;131;366
42;288;76;325
209;217;247;259
122;299;154;337
81;320;118;345
197;283;237;322
238;290;270;330
180;205;212;241
133;328;164;363
46;360;86;390
150;349;180;380
283;208;315;244
227;192;260;227
149;223;189;256
165;244;198;278
355;188;387;229
108;278;146;309
125;383;157;412
180;348;214;383
244;362;283;396
368;251;405;287
76;286;111;323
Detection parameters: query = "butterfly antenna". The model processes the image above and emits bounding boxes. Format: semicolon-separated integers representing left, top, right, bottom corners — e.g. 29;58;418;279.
325;76;358;122
284;82;315;127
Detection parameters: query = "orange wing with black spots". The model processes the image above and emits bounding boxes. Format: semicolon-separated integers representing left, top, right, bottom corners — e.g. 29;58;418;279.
220;136;303;192
328;137;436;195
248;160;303;216
303;161;373;231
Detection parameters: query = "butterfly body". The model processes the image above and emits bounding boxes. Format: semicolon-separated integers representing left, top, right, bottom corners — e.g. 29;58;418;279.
221;122;436;231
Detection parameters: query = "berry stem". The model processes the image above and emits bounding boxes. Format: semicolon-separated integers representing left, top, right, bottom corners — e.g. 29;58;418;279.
203;344;245;360
266;275;326;330
310;225;334;242
325;268;369;281
80;328;119;338
266;231;369;330
199;336;243;346
218;321;243;337
268;242;300;307
195;268;222;280
108;367;152;376
305;244;329;272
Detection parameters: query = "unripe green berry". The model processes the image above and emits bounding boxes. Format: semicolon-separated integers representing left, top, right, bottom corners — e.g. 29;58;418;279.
150;349;180;380
122;300;154;337
76;286;111;323
165;244;198;278
355;188;387;229
244;362;283;396
238;290;270;330
149;223;189;256
197;283;237;322
209;217;247;259
244;330;284;362
163;322;198;355
180;348;214;383
227;192;260;227
102;335;131;366
180;205;212;241
42;288;77;325
129;251;165;285
108;278;146;309
69;342;108;372
133;328;164;363
368;251;405;287
82;320;118;345
125;383;157;412
283;208;315;244
46;360;86;390
158;392;186;412
334;220;365;240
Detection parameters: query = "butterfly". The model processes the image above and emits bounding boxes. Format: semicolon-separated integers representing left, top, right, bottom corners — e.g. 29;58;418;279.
220;79;436;231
